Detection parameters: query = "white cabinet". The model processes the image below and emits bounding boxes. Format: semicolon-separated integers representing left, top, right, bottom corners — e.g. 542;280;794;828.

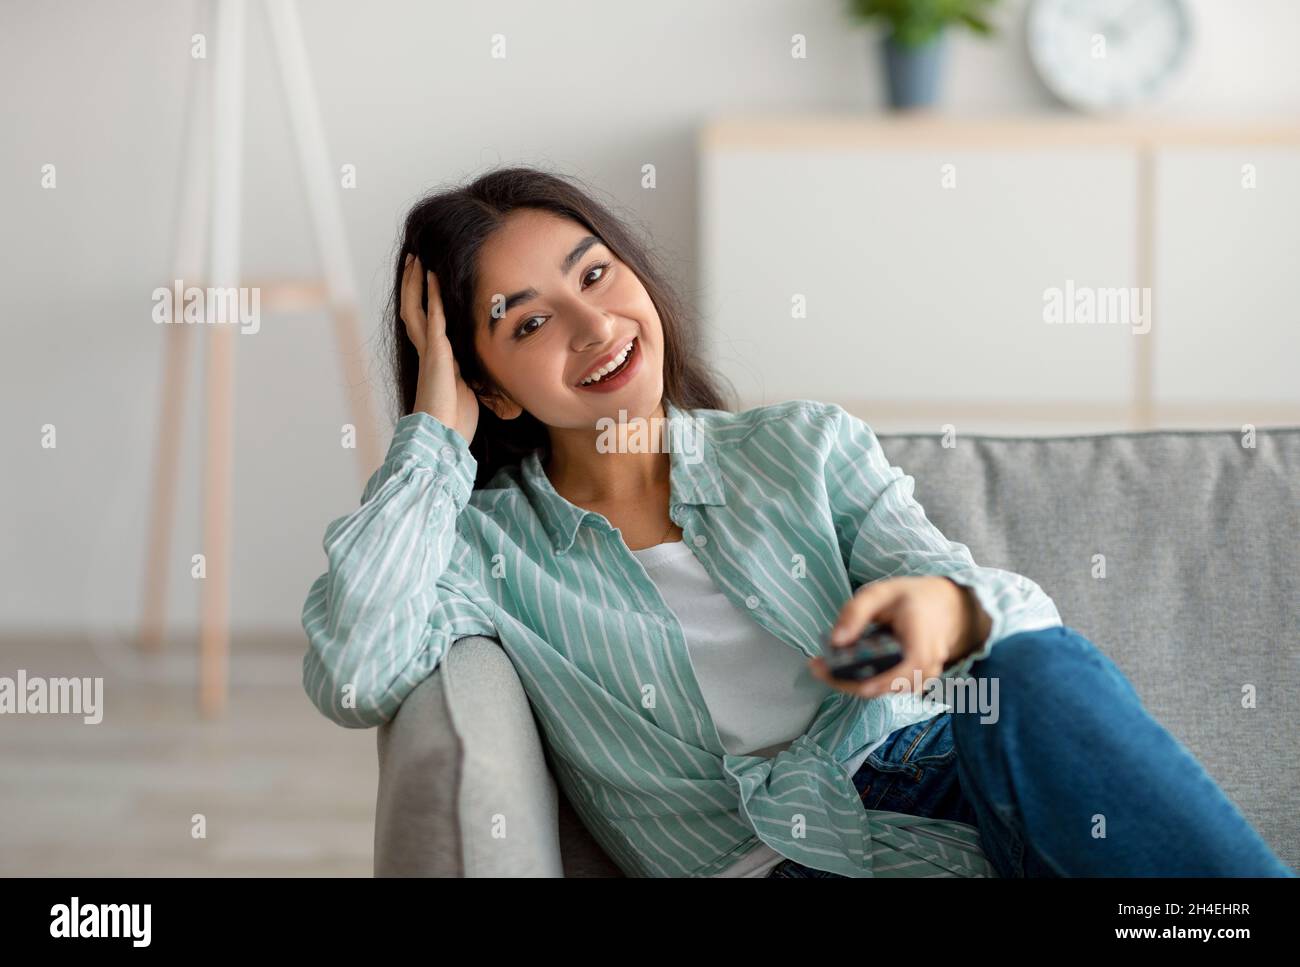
1153;147;1300;409
699;117;1300;434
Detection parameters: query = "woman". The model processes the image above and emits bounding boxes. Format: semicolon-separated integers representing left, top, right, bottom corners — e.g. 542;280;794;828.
301;166;1294;878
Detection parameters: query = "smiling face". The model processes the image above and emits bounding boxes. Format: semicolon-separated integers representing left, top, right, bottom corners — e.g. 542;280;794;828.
470;208;665;431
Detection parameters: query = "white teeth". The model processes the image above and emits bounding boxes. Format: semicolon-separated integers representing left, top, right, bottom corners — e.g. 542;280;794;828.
580;339;635;385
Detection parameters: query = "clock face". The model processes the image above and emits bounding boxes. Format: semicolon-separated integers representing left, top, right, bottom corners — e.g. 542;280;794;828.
1027;0;1192;112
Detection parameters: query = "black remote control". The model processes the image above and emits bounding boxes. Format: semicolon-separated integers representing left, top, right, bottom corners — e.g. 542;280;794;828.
821;622;904;681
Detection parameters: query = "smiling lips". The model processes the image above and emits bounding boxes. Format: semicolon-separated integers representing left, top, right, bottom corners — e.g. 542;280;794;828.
577;336;637;386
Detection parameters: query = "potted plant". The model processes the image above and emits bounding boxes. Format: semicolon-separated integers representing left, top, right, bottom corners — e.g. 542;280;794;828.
846;0;1000;109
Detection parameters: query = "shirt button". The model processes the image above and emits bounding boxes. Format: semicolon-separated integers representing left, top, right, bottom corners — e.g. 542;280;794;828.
693;534;708;548
439;445;456;461
745;595;759;609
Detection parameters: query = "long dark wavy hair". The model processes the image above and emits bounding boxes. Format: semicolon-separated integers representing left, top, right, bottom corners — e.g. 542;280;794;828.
381;165;736;490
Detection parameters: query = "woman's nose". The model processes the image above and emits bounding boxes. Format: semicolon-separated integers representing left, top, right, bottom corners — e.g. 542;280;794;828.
568;303;618;346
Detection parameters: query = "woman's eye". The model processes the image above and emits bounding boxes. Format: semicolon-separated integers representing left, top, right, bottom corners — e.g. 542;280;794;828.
514;316;544;339
583;261;611;287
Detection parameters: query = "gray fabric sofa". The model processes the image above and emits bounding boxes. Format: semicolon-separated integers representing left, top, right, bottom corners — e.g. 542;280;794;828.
373;426;1300;877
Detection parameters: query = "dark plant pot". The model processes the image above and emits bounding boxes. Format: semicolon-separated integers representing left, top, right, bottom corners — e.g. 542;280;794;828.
881;31;947;109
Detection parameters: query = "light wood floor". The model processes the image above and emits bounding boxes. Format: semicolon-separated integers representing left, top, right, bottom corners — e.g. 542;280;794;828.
1;633;377;876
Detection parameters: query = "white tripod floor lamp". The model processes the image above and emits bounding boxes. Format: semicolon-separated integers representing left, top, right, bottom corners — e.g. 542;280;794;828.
139;0;383;718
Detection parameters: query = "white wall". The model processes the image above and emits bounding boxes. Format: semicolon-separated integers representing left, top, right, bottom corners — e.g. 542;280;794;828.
3;0;1298;637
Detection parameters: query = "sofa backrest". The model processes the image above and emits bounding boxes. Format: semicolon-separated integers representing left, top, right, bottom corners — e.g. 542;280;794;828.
874;426;1300;868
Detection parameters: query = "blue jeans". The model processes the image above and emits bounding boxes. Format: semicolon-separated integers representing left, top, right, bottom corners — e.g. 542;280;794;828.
769;625;1297;877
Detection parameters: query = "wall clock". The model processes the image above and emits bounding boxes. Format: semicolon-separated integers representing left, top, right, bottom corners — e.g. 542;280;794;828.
1027;0;1193;112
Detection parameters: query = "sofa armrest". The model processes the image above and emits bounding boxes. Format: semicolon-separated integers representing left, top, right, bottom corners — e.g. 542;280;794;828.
374;635;564;876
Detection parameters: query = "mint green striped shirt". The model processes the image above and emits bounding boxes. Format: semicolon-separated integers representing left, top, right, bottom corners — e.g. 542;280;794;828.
301;398;1063;877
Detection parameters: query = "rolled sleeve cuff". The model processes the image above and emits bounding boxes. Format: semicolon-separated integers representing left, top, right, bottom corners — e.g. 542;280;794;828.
937;571;1061;681
386;411;478;512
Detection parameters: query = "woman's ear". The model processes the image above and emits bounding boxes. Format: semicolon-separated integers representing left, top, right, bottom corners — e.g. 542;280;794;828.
475;381;523;421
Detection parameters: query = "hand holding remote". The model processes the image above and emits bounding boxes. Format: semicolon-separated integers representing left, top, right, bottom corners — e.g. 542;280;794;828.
808;575;977;699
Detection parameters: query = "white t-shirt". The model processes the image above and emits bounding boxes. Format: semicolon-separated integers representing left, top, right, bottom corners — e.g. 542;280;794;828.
629;539;892;878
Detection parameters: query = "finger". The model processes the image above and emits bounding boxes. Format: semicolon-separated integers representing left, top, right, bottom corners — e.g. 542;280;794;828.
425;270;450;351
400;254;426;354
807;656;858;695
850;602;925;698
856;658;917;698
401;254;426;354
855;638;944;699
808;654;899;700
425;270;446;327
871;602;937;689
829;580;901;647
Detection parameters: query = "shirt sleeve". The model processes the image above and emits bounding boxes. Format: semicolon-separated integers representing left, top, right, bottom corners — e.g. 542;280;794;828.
301;411;498;728
818;402;1063;679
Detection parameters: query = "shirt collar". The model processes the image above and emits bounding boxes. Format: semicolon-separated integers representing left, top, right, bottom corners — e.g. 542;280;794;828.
520;399;726;555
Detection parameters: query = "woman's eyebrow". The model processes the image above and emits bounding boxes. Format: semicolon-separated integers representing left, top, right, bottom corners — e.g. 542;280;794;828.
486;235;603;336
